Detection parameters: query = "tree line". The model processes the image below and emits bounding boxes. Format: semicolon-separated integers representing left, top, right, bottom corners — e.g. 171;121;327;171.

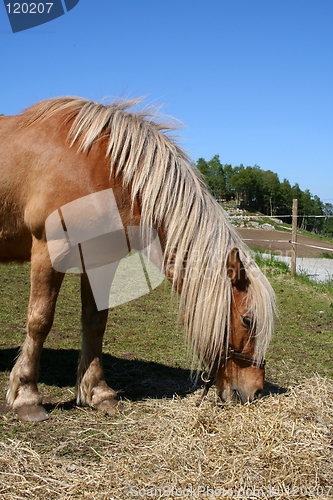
196;155;333;237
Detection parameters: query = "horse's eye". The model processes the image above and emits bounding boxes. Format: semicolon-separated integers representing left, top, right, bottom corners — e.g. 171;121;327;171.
241;315;253;328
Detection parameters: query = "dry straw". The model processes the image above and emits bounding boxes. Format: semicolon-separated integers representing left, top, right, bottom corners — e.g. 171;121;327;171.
0;375;332;499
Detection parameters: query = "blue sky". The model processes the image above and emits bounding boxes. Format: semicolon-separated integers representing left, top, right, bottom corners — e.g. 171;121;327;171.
1;0;332;202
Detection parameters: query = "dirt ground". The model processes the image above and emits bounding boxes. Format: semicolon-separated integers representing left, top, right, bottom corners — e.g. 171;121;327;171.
236;228;333;258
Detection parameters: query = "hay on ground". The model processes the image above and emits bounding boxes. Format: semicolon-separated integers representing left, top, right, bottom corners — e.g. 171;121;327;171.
0;376;332;499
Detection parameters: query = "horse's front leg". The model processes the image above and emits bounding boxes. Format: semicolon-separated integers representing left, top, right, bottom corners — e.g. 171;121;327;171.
76;273;118;413
7;238;64;421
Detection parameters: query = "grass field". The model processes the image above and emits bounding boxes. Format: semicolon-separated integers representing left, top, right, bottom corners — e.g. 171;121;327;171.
1;258;332;404
0;257;332;498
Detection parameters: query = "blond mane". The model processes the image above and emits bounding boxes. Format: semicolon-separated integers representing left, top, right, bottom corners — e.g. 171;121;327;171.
21;97;276;371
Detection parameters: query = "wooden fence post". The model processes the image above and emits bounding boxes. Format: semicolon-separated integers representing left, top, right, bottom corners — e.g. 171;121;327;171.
291;198;298;277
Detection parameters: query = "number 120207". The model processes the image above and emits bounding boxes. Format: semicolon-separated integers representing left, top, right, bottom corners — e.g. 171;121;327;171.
6;3;53;14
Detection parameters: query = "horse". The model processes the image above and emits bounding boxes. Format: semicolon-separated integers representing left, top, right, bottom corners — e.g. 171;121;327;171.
0;97;276;421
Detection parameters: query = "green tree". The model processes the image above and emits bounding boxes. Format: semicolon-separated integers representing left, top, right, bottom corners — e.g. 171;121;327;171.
259;169;281;215
223;163;234;200
230;165;263;210
323;203;333;237
196;155;329;236
197;155;226;199
278;179;293;217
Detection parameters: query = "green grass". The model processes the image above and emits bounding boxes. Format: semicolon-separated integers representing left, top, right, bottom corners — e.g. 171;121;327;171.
252;251;333;385
0;258;332;492
0;263;190;406
253;249;291;274
320;252;333;259
0;257;332;499
0;258;332;408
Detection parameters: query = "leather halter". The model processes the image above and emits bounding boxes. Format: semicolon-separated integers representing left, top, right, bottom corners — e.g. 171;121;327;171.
224;346;266;370
196;293;266;406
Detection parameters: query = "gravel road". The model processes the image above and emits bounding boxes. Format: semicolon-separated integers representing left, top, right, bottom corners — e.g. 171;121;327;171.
235;228;333;283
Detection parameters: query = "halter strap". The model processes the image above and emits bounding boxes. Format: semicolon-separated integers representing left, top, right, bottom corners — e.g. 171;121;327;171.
228;348;266;369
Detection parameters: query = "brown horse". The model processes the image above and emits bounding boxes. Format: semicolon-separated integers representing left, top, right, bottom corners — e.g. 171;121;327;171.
0;97;276;421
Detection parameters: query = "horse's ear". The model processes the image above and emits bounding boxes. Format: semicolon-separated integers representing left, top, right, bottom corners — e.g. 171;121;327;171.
226;247;248;289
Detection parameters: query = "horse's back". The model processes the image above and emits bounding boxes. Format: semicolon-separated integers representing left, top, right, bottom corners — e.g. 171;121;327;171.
0;112;75;261
0;115;33;261
0;108;117;263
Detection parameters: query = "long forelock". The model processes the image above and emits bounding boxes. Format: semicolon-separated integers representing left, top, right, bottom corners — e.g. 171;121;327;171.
21;96;276;372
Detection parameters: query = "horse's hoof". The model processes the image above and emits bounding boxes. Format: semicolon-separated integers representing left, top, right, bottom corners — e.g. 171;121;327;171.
15;404;49;422
94;398;122;415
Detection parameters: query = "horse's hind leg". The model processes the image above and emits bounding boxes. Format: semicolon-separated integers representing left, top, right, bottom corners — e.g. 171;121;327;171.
7;239;64;422
76;273;118;414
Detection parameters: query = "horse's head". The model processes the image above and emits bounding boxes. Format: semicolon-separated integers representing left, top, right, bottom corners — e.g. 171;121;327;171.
215;248;265;404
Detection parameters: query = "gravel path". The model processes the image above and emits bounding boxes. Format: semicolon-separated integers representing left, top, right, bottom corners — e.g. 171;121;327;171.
235;228;333;283
237;228;333;258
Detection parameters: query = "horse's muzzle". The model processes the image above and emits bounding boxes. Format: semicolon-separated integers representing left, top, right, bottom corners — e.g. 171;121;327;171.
219;387;263;404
